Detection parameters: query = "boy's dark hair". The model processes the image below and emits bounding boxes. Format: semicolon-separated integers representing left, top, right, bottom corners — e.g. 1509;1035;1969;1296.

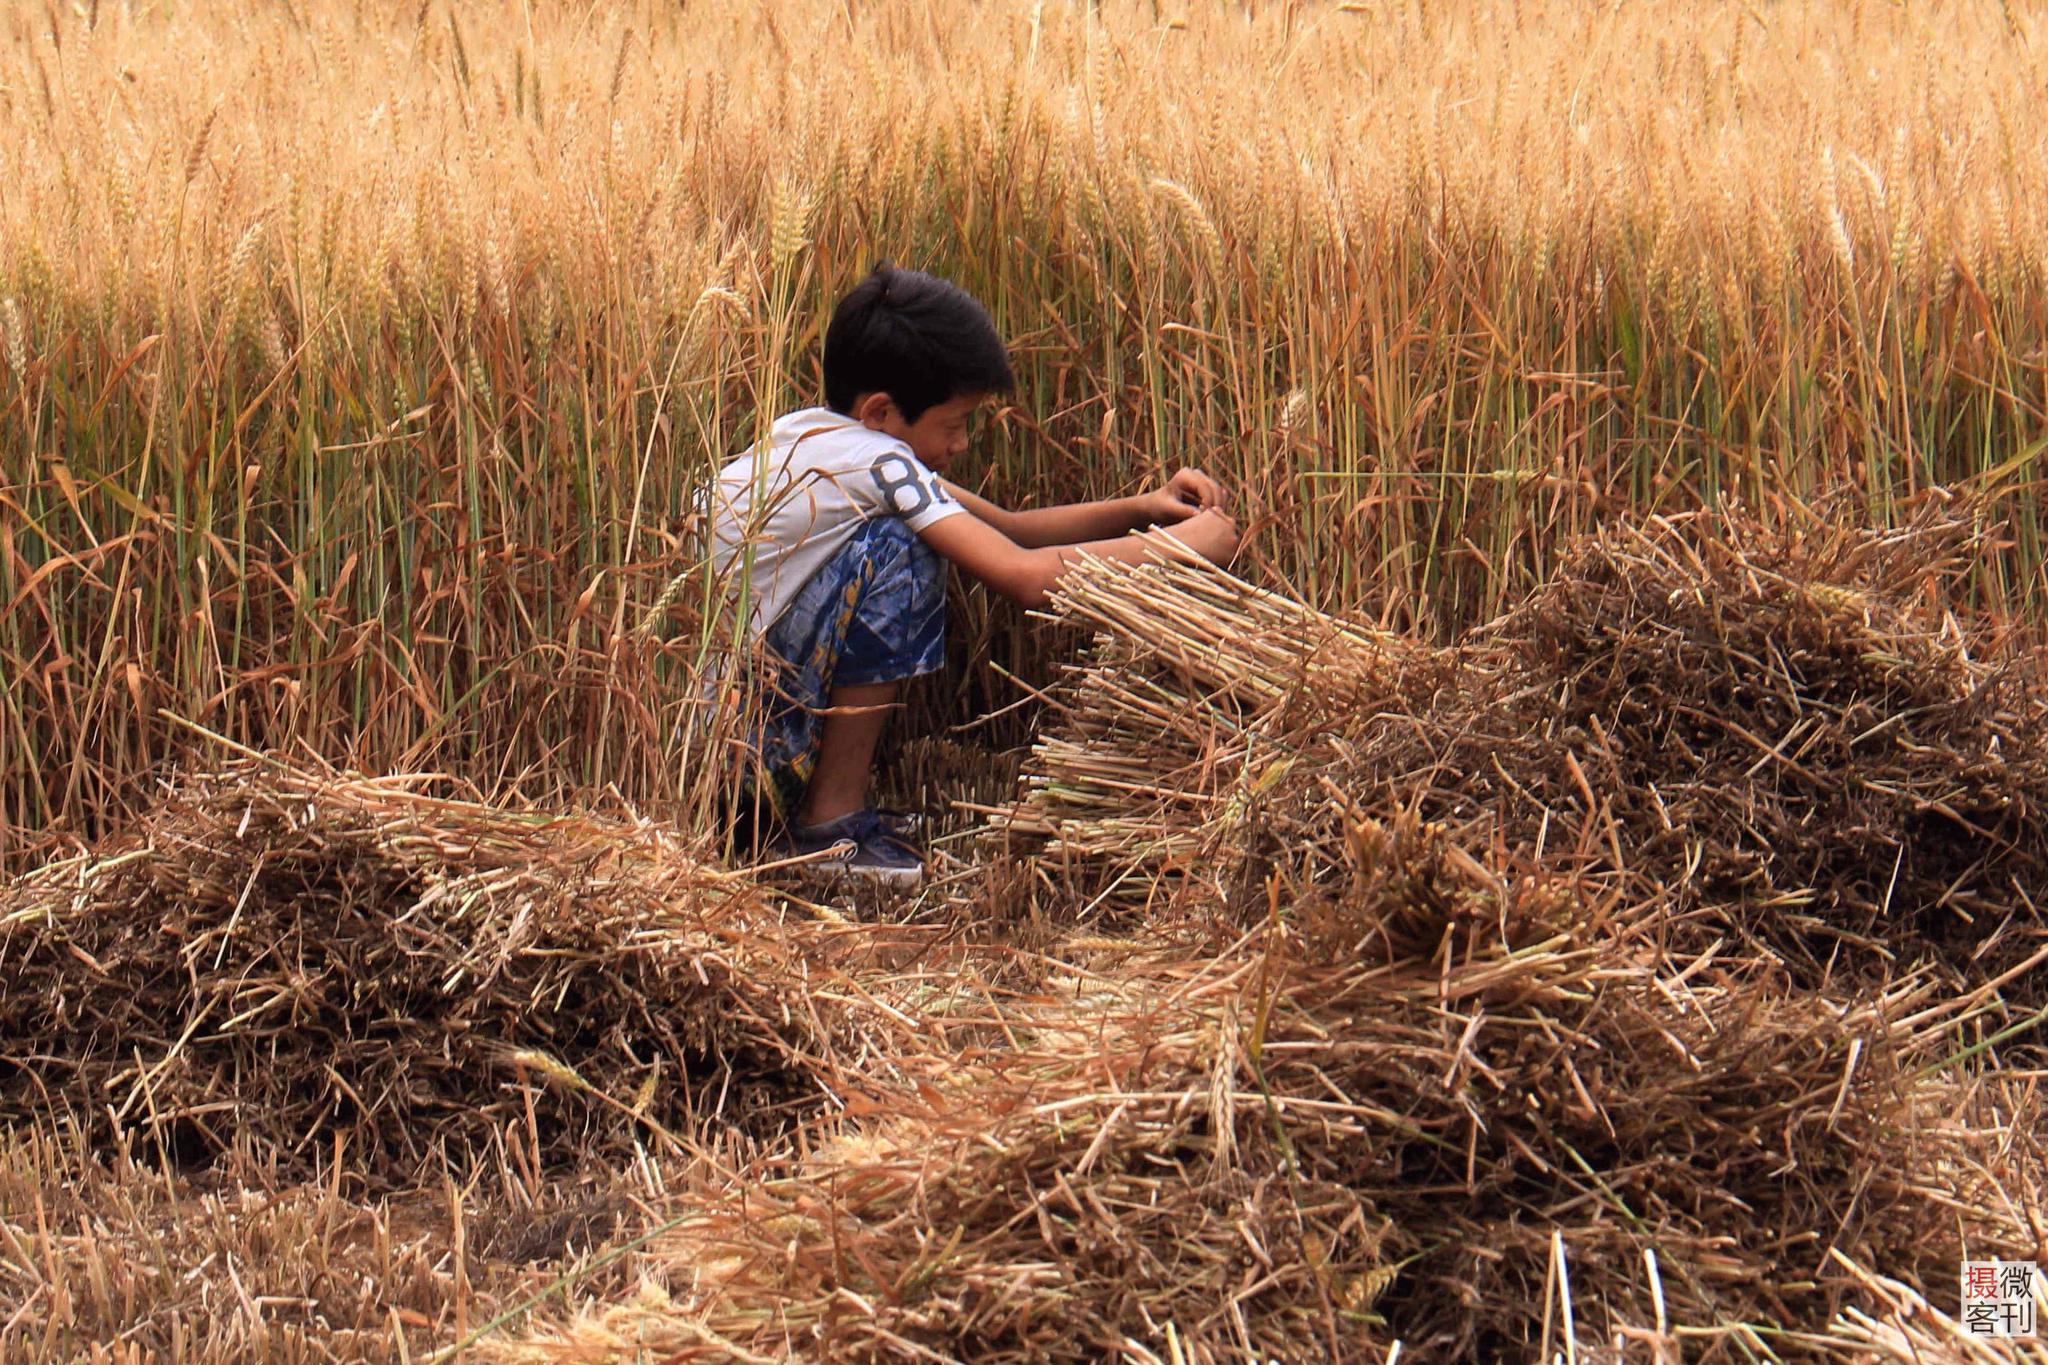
823;264;1014;422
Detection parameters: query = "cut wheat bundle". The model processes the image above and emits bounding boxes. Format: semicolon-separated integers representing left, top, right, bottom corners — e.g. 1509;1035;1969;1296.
0;756;876;1182
1002;508;2048;995
1492;503;2048;981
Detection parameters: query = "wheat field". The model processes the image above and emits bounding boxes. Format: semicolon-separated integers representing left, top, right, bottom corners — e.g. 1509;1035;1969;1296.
6;0;2048;854
5;2;2048;1359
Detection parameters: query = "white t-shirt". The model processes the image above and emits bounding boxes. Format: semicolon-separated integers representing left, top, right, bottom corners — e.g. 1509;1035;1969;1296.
706;408;967;635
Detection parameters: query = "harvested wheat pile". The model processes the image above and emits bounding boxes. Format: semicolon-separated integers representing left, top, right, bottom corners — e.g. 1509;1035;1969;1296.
1005;509;2048;994
0;758;860;1182
1499;502;2048;975
1259;817;2042;1356
493;815;2041;1361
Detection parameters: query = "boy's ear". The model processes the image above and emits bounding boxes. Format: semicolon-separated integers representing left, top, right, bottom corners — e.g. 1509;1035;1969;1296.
850;391;895;430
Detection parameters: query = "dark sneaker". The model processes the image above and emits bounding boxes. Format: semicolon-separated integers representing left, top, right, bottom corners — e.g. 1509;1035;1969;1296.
789;809;923;888
873;807;925;844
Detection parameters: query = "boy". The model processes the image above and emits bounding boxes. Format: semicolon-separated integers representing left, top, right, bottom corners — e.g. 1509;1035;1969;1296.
709;264;1241;886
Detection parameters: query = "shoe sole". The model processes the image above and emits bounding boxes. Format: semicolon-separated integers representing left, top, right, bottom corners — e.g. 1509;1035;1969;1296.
786;844;923;891
830;861;923;890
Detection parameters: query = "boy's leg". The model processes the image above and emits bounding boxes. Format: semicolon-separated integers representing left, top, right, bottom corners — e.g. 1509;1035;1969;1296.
795;679;900;828
756;516;946;829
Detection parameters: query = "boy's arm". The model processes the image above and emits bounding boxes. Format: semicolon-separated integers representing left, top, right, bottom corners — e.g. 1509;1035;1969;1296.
919;505;1240;609
941;469;1227;550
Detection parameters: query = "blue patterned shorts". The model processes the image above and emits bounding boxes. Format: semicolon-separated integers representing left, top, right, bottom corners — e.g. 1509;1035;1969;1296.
751;516;947;818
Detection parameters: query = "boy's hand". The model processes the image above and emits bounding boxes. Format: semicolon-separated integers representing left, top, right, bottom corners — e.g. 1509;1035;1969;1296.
1142;468;1228;524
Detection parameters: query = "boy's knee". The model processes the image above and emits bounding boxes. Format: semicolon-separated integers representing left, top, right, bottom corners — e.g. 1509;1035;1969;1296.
833;517;947;685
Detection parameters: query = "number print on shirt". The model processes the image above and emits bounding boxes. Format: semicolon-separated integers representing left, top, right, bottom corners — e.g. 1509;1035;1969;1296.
869;453;953;517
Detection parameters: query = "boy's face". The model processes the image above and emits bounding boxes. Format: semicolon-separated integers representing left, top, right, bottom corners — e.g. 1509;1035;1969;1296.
859;392;986;472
